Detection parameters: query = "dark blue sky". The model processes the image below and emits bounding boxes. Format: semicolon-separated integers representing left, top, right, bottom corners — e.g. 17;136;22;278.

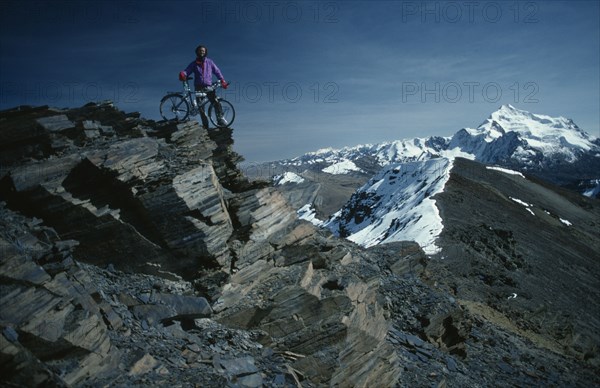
1;0;599;162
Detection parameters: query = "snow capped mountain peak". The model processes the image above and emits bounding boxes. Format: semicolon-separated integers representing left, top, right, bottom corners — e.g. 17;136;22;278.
308;147;338;156
487;105;593;141
283;106;597;176
495;103;536;116
500;103;517;110
449;106;599;164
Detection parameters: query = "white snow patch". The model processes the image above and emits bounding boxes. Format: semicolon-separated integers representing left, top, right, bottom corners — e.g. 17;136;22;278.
367;179;385;192
486;166;526;179
583;180;600;198
559;218;572;226
510;197;532;207
274;172;305;185
326;158;453;255
510;197;536;216
322;159;363;174
440;147;475;160
297;204;324;227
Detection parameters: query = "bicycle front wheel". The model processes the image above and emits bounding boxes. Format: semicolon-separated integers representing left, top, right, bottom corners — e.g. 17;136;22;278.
208;99;235;128
160;93;189;121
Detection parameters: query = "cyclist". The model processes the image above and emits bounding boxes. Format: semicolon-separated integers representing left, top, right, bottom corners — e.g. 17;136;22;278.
179;45;229;128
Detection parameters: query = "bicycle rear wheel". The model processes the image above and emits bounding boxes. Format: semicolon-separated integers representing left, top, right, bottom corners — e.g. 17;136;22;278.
208;99;235;128
160;93;189;121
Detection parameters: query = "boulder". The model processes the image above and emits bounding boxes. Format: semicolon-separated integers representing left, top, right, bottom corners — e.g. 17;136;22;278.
0;206;119;386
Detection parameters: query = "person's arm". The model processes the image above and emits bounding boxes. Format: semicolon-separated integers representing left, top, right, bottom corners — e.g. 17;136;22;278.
211;60;224;82
210;60;228;88
179;61;195;80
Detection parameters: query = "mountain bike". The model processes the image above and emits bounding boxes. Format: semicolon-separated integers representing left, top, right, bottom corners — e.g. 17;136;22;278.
159;77;235;128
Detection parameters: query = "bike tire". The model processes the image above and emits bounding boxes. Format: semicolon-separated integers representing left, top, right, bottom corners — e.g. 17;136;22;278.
208;99;235;128
160;93;190;121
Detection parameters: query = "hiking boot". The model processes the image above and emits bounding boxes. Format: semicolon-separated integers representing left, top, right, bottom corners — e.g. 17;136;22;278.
217;117;228;127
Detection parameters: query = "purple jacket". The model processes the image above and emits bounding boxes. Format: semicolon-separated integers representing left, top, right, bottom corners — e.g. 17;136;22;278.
183;57;224;89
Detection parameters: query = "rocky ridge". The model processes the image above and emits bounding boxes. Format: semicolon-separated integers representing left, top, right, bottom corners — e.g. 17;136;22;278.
1;102;599;386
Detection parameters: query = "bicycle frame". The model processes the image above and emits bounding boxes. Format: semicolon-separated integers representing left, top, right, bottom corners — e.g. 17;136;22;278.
178;79;220;116
183;80;203;115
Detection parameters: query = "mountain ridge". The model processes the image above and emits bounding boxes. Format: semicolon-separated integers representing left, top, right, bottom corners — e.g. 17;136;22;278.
266;104;599;195
262;105;599;241
325;157;453;254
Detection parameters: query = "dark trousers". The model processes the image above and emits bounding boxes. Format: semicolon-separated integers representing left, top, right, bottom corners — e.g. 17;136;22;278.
196;87;223;128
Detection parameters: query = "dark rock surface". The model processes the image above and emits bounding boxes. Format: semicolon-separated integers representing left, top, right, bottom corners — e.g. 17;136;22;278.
0;203;119;386
1;103;599;387
432;157;600;368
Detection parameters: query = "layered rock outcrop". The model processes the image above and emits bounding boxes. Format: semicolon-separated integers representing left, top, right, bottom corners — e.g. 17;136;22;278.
0;102;405;386
0;203;119;386
1;104;238;276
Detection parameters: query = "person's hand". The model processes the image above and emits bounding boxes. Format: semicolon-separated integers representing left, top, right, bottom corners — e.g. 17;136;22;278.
179;71;186;81
221;80;229;89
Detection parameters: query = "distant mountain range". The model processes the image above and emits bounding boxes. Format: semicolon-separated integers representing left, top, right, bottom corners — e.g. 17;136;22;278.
271;104;600;193
265;105;600;251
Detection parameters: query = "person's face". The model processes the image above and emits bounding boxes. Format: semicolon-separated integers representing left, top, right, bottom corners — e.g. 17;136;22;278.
197;47;206;57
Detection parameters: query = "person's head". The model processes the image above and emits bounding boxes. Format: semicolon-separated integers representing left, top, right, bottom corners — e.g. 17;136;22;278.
195;45;207;58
